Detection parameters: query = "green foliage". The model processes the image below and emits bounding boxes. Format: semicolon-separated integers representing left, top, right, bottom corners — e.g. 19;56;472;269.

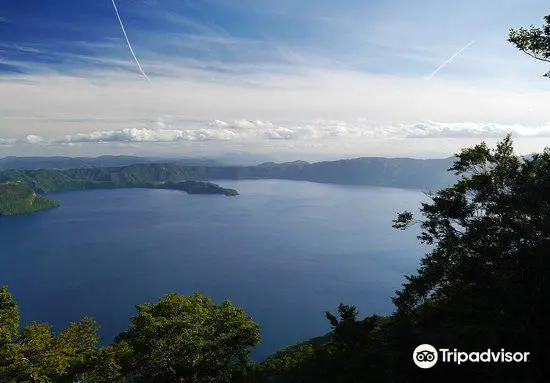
79;341;133;383
63;163;194;189
0;316;101;383
0;288;261;383
158;181;239;196
0;286;19;346
0;183;59;216
389;134;550;381
116;292;261;383
0;169;84;192
256;306;392;383
0;164;239;215
0;164;239;195
254;342;317;382
391;211;414;230
255;333;332;381
509;14;550;77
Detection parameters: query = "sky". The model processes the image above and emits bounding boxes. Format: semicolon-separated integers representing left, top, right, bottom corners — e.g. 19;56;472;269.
0;0;549;161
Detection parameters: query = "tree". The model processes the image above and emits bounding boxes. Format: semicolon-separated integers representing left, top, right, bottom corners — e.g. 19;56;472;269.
0;287;261;383
115;292;261;383
392;135;550;381
0;286;19;346
79;341;133;383
0;318;102;383
509;15;550;77
255;305;392;383
0;286;20;382
0;286;104;383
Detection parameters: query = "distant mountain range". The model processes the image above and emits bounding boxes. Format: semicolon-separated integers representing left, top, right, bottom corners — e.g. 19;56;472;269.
0;156;225;170
247;157;457;190
0;156;457;190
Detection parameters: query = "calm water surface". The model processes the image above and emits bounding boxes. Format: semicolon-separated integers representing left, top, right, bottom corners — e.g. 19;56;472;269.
0;180;426;360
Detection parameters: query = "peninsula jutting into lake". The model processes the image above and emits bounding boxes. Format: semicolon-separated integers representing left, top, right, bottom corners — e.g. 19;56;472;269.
0;163;239;215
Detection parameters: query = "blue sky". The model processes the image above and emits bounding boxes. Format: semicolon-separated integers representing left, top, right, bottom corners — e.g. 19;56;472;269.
0;0;549;159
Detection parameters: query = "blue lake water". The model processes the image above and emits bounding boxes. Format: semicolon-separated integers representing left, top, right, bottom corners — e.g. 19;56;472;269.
0;180;426;360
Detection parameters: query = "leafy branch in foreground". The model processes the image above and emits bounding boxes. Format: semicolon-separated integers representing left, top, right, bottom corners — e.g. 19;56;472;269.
509;14;550;77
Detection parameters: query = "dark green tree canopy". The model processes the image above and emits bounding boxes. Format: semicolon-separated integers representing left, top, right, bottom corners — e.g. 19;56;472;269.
392;135;550;381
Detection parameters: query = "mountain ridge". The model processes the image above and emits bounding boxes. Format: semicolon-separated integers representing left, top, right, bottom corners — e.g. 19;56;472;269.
0;156;457;190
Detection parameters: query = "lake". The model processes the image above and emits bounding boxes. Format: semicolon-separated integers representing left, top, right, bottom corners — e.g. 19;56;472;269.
0;180;426;360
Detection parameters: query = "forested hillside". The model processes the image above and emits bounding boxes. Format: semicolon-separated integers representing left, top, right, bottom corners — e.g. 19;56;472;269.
0;163;197;193
0;156;457;192
0;164;238;215
0;182;59;216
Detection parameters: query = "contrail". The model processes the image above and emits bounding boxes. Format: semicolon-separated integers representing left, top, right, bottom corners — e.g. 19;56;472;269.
111;0;151;82
427;40;475;80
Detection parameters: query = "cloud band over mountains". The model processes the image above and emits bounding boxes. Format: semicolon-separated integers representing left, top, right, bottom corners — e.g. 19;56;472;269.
2;120;550;147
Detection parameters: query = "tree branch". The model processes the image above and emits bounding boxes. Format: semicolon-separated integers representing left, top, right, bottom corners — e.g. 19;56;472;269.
519;48;550;63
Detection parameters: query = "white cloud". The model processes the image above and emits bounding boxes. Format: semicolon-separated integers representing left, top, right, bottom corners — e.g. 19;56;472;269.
406;121;550;139
26;135;44;144
214;119;276;130
4;120;550;149
1;68;549;135
1;59;550;158
264;127;295;140
52;126;237;144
